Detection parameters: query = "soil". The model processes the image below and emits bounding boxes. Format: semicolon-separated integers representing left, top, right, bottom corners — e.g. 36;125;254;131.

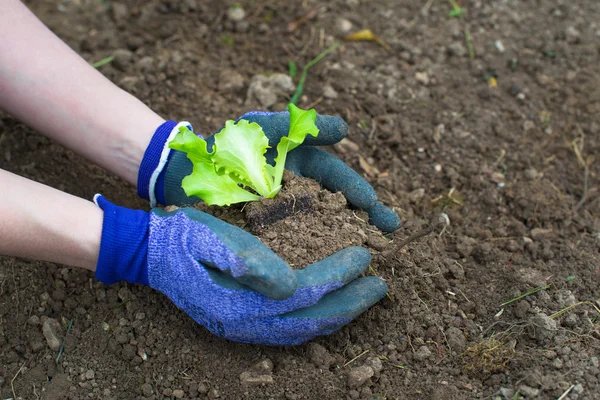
194;171;379;269
1;1;599;400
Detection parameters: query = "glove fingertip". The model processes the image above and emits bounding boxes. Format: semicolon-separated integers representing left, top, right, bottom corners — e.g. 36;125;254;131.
367;202;401;233
311;115;348;145
360;276;389;300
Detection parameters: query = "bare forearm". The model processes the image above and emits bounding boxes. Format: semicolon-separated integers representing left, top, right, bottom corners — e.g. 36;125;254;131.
0;169;102;271
0;0;164;185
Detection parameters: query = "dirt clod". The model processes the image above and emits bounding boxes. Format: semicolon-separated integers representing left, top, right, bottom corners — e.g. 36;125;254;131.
529;313;558;341
414;346;433;361
347;365;374;389
308;343;335;368
141;382;153;397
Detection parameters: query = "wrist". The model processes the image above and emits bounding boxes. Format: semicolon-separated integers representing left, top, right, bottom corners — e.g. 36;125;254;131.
94;195;150;285
137;120;193;206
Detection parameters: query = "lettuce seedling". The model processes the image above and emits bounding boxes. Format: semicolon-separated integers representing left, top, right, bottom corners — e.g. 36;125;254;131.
169;104;319;206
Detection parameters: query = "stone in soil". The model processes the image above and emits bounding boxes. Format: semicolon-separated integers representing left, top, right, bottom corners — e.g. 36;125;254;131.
42;317;63;352
218;69;245;93
245;74;295;108
347;365;374;389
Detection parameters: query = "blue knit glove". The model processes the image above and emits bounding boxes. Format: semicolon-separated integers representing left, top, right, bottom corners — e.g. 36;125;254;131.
137;112;400;233
94;195;387;345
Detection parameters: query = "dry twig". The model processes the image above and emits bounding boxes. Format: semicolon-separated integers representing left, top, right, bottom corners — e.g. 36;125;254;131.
11;362;26;400
392;214;449;252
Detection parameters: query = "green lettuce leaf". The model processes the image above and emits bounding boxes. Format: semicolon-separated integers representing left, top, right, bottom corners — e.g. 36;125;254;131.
271;104;320;192
168;106;319;206
182;162;260;206
169;126;260;206
212;120;274;198
168;126;214;164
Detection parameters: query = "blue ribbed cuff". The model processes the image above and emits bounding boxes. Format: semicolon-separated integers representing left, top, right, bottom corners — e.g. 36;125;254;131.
137;120;178;200
95;195;150;286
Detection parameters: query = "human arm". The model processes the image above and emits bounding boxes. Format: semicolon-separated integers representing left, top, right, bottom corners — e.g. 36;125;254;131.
0;0;163;185
0;168;102;270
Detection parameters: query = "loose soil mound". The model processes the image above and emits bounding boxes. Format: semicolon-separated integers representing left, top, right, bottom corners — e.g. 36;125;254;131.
194;171;386;268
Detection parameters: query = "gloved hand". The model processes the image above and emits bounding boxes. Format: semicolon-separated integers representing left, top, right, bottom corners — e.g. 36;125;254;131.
137;112;400;233
94;195;387;345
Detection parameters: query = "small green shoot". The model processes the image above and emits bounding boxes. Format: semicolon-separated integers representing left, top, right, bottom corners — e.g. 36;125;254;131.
289;42;340;105
541;111;552;129
499;285;550;307
465;29;475;60
170;104;319;206
448;0;465;18
512;390;522;400
91;55;114;68
264;9;274;23
288;61;297;78
220;34;235;48
565;275;575;282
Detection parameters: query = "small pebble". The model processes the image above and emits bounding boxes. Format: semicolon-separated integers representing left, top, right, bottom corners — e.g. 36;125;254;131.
141;382;153;396
524;168;539;180
198;383;209;394
415;71;430;85
414;346;432;361
112;49;133;72
494;40;505;53
323;86;339;99
336;18;353;34
42;317;63;352
253;359;274;373
239;371;274;385
227;6;245;22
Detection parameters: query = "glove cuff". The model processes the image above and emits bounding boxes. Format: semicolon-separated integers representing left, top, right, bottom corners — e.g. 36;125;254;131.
137;120;193;206
94;195;150;285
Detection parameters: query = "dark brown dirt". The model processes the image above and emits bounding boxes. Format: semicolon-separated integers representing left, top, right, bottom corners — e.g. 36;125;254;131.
1;1;600;399
195;171;380;269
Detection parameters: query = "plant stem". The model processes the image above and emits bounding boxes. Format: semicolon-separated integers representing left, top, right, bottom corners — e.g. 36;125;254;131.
289;42;340;105
499;285;550;307
91;55;114;68
465;29;475;60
